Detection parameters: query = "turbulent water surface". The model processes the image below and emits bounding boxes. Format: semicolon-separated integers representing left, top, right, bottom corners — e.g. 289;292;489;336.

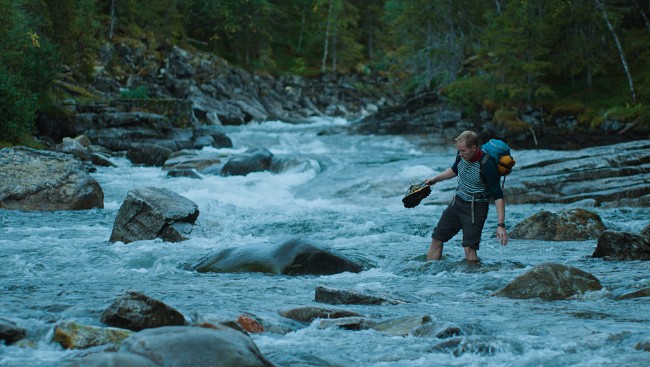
1;118;649;367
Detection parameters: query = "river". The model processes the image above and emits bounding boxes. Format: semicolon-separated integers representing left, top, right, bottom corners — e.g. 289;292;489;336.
1;117;649;366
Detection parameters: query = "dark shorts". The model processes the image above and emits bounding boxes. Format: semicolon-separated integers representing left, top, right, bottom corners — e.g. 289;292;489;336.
432;196;489;250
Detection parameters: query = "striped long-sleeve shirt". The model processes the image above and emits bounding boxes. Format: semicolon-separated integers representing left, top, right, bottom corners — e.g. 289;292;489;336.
451;150;504;202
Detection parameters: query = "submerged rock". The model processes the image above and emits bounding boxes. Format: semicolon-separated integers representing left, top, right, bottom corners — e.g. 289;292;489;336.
314;286;404;305
279;306;363;323
191;239;364;275
509;208;606;241
53;321;133;349
220;147;273;176
0;317;26;344
593;230;650;260
64;352;159;367
493;263;602;300
100;291;186;331
616;287;650;300
0;147;104;210
119;325;276;367
109;187;199;244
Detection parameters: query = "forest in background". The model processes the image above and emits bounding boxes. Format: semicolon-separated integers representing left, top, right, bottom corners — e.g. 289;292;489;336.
2;0;650;145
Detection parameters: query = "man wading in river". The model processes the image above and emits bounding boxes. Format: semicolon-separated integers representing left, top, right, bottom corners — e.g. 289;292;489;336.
424;131;508;262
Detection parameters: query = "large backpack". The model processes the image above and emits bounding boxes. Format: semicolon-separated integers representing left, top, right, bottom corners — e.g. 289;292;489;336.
480;139;516;188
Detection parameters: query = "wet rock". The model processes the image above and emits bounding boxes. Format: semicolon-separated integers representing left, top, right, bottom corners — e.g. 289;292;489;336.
100;291;186;331
64;352;159;367
318;316;374;331
0;317;26;344
592;230;650;260
192;239;363;275
412;321;463;339
53;321;133;349
162;151;223;173
0;147;104;210
430;336;523;357
371;315;434;336
509;208;606;241
119;325;276;367
504;140;650;206
236;315;265;333
314;286;404;305
642;223;650;239
109;187;199;244
279;306;363;323
220;147;273;176
636;339;650;352
55;136;92;161
616;287;650;300
126;143;173;166
167;168;202;179
493;263;602;300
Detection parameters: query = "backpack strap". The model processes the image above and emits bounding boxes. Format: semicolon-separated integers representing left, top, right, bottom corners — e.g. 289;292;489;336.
479;152;506;189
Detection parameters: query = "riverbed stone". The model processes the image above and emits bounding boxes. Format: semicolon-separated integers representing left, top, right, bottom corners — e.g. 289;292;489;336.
493;263;602;300
126;143;173;166
119;325;276;367
0;147;104;210
314;286;404;305
64;352;160;367
616;287;650;300
53;321;133;349
220;147;273;176
0;317;26;344
278;306;364;323
509;208;606;241
109;187;199;244
592;230;650;260
192;239;364;275
100;291;186;331
641;223;650;239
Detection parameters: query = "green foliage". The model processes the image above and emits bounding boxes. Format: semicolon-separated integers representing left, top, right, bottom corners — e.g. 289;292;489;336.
0;0;59;144
119;86;148;99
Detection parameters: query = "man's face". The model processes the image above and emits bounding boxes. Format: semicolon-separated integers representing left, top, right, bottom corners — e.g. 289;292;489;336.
457;140;478;161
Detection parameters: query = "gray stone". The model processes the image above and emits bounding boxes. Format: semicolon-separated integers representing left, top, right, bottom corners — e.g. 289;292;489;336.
221;148;273;176
314;286;403;305
119;325;276;367
110;187;199;244
509;208;606;241
64;352;159;367
494;263;602;300
192;239;363;275
0;147;104;210
279;306;363;323
101;292;186;331
0;317;26;344
592;230;650;260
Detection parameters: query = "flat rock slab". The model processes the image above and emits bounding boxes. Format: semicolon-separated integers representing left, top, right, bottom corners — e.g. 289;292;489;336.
0;147;104;210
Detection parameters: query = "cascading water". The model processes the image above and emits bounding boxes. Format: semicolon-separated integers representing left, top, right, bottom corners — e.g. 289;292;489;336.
1;117;649;366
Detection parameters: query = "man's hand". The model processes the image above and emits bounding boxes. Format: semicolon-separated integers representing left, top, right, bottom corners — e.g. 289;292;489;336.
424;178;435;186
496;226;508;246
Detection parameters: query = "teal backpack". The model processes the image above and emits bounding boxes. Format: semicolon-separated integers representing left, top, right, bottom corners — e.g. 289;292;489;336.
480;139;516;187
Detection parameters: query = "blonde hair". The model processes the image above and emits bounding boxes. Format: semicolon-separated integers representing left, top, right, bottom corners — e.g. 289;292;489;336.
455;131;481;148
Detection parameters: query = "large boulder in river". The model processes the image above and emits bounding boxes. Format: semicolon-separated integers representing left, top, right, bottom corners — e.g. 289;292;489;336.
110;187;199;244
493;263;602;300
0;147;104;210
100;291;186;331
592;230;650;260
509;208;606;241
119;325;276;367
53;321;133;349
220;148;273;176
191;239;364;275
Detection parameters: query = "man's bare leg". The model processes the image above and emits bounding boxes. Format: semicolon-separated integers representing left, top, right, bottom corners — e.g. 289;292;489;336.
464;247;479;263
427;239;443;260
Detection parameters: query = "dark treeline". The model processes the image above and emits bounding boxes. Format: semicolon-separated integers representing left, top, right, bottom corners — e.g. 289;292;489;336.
2;0;650;145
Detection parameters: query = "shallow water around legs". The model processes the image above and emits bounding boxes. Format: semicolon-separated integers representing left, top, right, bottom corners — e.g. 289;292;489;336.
1;118;649;366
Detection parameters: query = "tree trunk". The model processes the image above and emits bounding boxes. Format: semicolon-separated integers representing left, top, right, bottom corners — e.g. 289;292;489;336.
109;0;116;40
595;0;637;102
321;0;334;74
495;0;502;15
